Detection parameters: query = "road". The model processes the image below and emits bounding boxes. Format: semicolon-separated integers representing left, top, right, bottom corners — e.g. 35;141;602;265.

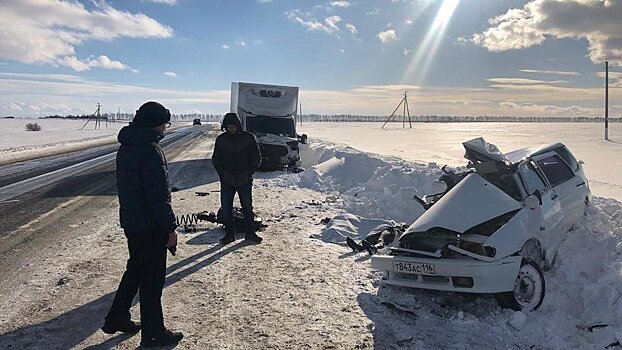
0;125;215;306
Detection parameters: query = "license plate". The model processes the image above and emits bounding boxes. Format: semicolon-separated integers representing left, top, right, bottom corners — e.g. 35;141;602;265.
393;261;436;276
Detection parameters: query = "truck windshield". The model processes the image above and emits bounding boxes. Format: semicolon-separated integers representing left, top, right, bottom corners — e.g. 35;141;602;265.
246;117;295;137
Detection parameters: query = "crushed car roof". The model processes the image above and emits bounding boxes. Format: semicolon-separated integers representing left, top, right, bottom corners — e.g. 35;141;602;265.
463;138;565;165
504;142;565;164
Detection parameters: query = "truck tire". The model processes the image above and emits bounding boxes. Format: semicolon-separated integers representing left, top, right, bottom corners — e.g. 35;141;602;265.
495;258;545;311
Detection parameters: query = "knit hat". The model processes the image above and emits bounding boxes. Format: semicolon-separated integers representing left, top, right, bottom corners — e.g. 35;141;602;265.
133;101;171;127
221;112;242;131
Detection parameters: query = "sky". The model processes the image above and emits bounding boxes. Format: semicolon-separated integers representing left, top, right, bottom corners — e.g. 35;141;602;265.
1;0;622;118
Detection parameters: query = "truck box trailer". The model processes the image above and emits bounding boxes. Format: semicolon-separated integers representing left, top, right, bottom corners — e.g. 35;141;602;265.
230;82;307;170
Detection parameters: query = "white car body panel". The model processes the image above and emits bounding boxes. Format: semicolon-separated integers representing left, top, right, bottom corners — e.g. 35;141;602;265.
404;173;522;235
371;139;591;295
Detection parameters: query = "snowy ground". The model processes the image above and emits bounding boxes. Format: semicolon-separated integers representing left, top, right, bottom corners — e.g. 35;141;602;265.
0;119;189;165
299;122;622;202
1;122;622;349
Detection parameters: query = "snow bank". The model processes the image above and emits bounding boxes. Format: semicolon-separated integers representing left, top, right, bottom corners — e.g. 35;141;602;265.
284;141;445;223
286;137;622;348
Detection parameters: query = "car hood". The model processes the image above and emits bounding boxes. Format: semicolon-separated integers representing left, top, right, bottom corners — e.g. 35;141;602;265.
256;133;297;146
404;173;522;235
463;137;509;164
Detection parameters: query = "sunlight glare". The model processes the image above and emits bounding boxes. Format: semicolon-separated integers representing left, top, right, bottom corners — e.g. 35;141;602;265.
402;0;461;85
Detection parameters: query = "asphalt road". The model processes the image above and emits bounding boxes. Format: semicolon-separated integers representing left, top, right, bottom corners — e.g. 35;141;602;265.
0;125;213;267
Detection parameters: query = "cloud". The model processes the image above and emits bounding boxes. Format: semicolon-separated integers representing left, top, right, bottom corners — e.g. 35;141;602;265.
164;71;177;78
472;0;622;65
403;48;413;55
258;0;273;3
222;44;230;49
339;48;346;54
57;55;134;72
0;0;173;68
487;78;567;85
331;1;350;8
345;23;358;35
286;11;342;34
499;101;599;116
144;0;177;5
236;39;247;46
519;69;581;76
377;30;397;43
405;19;413;24
366;7;381;15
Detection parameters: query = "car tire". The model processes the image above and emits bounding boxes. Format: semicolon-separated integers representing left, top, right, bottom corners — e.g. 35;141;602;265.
495;258;545;311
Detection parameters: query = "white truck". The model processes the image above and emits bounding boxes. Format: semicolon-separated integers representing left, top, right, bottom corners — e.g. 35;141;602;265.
230;82;307;170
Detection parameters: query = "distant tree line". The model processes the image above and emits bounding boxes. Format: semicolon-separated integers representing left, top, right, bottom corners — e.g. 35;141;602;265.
39;113;621;123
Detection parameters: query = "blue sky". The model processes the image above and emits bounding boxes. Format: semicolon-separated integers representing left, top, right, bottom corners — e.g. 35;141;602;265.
1;0;621;117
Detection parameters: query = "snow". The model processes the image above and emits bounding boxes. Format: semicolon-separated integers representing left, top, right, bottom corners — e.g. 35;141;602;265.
1;121;622;348
299;122;622;201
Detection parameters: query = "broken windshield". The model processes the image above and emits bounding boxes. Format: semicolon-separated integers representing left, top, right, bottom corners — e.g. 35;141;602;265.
246;116;295;138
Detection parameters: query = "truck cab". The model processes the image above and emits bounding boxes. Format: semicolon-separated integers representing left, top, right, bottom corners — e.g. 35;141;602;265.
230;82;307;170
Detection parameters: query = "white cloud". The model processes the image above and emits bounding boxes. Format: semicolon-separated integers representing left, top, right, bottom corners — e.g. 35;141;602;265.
0;0;173;68
258;0;273;3
499;101;598;116
386;22;393;28
519;69;581;76
377;30;397;43
339;48;346;54
222;44;230;49
405;19;413;24
164;71;177;78
487;78;567;85
331;1;350;8
473;0;622;65
345;23;358;35
403;48;413;55
286;11;342;34
144;0;178;5
236;39;247;46
366;7;381;15
253;39;264;45
57;55;133;72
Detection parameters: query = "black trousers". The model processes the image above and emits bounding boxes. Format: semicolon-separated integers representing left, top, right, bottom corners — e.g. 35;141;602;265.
105;229;167;339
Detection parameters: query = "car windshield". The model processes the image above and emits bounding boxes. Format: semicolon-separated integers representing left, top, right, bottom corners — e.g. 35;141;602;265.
246;117;295;137
479;170;522;201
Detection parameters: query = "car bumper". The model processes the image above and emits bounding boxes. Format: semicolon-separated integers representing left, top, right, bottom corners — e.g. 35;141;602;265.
371;254;521;293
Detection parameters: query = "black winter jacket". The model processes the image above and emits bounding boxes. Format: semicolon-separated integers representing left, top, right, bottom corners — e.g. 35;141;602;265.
116;124;177;233
212;131;261;186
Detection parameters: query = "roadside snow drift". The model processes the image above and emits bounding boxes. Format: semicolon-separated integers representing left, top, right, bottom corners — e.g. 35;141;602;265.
288;138;622;349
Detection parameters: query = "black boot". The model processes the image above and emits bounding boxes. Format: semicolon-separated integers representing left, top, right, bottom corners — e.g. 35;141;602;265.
101;320;141;334
219;233;235;245
346;237;363;252
361;240;378;255
141;330;184;348
244;233;263;244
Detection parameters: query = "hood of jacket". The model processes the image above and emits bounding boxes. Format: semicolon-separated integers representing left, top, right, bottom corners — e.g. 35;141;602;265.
221;112;243;131
118;123;163;146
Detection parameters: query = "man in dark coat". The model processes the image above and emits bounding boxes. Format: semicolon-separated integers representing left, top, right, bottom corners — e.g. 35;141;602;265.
102;101;183;348
212;112;262;244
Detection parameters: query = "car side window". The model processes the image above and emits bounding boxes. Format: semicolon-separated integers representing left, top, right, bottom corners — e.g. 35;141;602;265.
554;147;579;172
535;155;575;187
518;162;548;195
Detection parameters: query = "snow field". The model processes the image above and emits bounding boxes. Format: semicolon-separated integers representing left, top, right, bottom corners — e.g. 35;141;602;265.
287;137;622;349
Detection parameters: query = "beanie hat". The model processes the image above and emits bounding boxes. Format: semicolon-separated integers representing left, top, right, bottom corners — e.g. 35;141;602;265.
133;101;171;127
221;112;242;131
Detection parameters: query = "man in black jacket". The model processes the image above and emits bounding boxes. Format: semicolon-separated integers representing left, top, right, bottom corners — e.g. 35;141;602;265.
102;101;183;348
212;112;262;244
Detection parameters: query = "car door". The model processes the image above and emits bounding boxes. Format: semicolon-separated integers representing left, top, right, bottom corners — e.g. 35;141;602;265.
553;146;590;219
518;161;564;263
532;152;578;231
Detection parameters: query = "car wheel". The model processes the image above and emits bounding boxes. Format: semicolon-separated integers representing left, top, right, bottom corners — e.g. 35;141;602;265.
495;258;546;311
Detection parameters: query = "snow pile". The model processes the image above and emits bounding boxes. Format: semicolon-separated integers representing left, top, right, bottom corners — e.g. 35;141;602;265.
310;213;398;245
281;140;445;223
278;138;622;348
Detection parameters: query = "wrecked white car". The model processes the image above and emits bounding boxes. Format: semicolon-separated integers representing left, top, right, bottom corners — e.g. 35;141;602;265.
371;138;591;311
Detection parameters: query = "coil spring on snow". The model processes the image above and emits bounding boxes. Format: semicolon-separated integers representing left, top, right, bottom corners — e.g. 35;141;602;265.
176;213;201;227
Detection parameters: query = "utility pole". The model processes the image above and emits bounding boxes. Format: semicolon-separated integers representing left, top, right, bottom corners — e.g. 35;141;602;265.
605;60;609;140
